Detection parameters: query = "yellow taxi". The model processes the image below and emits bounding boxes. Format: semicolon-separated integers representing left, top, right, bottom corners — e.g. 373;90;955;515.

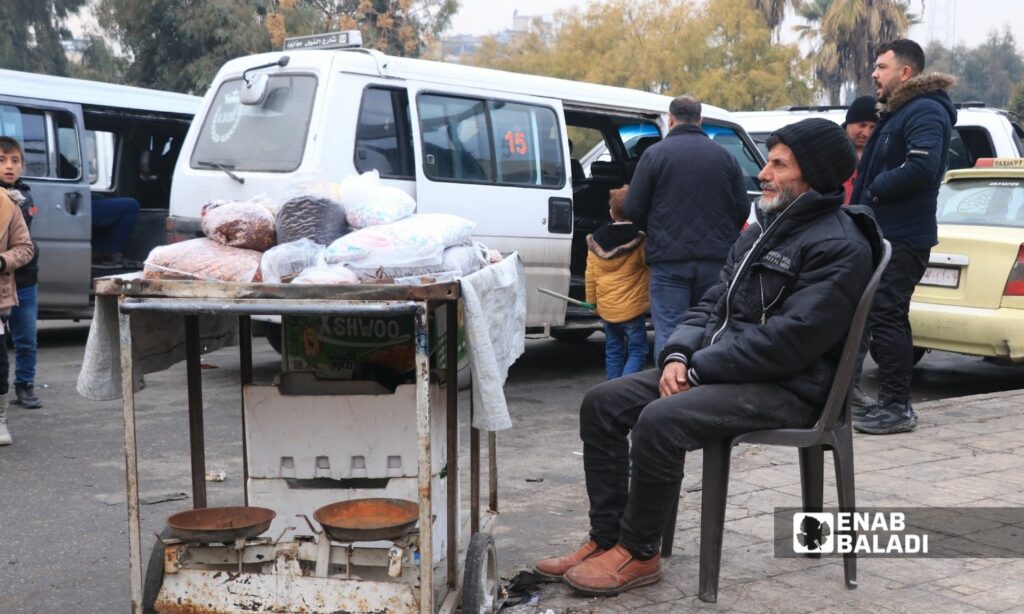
910;158;1024;364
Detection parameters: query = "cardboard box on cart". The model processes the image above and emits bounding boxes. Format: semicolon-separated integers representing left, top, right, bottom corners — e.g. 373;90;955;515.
280;301;467;384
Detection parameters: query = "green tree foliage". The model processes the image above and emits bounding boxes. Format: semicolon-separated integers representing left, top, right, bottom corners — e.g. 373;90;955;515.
97;0;274;94
470;0;811;111
67;36;127;83
270;0;458;57
1009;82;1024;118
0;0;86;75
927;30;1023;108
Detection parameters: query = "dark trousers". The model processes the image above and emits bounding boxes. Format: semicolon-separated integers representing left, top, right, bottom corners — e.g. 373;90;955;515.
649;260;723;360
579;369;817;557
861;242;929;403
92;197;140;254
0;316;9;395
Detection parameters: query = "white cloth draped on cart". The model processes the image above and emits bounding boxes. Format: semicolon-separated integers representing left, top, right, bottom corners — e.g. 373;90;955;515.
76;293;239;401
459;254;526;431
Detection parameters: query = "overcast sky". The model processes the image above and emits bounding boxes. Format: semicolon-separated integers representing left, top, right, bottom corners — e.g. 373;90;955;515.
447;0;1024;51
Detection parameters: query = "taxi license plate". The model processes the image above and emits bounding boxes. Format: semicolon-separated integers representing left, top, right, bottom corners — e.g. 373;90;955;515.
920;266;960;288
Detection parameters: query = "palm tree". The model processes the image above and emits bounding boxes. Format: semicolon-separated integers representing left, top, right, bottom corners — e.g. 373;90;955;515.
750;0;802;41
819;0;916;95
793;0;845;103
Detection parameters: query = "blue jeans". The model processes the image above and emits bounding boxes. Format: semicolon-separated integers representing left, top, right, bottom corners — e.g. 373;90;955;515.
604;315;648;379
92;197;140;254
649;259;725;360
10;284;38;386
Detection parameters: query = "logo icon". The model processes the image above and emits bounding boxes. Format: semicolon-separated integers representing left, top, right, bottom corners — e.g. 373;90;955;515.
793;512;834;553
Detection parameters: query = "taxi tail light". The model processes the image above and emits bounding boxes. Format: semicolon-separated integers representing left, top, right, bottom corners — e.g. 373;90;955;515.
1004;244;1024;296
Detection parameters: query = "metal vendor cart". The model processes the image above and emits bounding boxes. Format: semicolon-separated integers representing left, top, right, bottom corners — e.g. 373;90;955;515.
96;275;501;614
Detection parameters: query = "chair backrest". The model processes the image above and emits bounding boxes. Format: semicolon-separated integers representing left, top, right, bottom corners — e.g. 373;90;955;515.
813;238;892;432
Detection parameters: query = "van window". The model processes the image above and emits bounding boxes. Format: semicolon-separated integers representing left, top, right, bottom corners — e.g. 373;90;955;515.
704;124;764;191
55;113;82;180
355;87;414;179
0;105;51;178
418;94;565;188
191;74;317;172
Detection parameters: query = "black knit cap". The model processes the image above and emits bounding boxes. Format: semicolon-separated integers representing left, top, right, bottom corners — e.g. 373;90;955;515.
843;95;878;127
769;118;857;195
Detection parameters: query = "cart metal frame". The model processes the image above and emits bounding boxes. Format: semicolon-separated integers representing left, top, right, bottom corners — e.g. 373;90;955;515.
96;276;499;614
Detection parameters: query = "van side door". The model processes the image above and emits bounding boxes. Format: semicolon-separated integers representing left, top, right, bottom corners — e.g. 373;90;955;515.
406;84;574;328
0;97;91;314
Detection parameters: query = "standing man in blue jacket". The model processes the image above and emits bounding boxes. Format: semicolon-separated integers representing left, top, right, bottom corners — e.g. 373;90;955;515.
850;39;956;435
625;95;750;360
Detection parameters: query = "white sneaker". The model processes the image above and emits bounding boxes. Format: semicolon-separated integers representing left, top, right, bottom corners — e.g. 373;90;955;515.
0;423;11;446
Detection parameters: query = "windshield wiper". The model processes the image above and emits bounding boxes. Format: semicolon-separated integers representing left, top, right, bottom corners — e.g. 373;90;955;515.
196;159;245;184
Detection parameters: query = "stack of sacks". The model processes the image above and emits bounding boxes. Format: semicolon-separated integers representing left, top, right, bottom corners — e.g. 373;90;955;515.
144;197;277;282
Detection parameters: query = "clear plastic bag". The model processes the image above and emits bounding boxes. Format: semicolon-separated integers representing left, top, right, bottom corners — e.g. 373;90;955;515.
143;238;262;282
201;198;277;251
324;213;475;269
340;170;416;228
260;238;325;283
442;243;489;276
292;263;360;285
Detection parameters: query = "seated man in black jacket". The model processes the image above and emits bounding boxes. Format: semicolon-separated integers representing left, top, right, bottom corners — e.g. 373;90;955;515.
534;119;881;596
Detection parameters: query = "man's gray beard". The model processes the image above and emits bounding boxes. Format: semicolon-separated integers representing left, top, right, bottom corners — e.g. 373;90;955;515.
758;185;801;213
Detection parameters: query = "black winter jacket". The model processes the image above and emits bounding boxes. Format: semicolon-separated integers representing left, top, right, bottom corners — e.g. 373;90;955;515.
625;124;749;264
851;73;957;250
659;190;881;407
1;180;39;288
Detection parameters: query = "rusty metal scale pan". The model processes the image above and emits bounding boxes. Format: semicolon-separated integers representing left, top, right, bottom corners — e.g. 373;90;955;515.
166;506;276;544
313;498;419;542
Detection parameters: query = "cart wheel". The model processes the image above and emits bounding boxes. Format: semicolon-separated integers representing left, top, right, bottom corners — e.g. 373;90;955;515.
550;329;594;343
461;532;499;614
143;529;174;614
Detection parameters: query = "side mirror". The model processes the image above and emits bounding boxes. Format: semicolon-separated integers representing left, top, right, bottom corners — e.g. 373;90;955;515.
241;73;269;106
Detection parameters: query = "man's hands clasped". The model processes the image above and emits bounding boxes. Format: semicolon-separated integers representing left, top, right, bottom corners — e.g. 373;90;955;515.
659;361;691;398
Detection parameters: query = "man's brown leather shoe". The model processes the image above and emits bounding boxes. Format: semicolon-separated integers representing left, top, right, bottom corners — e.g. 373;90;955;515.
534;539;606;578
562;544;662;595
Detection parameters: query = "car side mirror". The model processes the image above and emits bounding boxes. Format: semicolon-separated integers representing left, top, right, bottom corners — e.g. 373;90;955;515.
241;74;269;106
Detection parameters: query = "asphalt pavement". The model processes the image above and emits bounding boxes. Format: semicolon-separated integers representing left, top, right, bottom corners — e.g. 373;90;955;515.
0;324;1022;613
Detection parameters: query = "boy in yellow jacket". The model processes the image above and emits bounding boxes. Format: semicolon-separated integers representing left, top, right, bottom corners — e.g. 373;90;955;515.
585;187;650;379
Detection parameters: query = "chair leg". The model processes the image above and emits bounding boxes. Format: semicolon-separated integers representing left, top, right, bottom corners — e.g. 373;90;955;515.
698;440;732;603
798;446;825;559
660;480;683;557
831;427;858;589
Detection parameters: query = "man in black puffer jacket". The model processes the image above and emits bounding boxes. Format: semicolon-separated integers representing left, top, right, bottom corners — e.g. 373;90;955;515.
534;119;881;597
625;95;750;360
850;39;956;435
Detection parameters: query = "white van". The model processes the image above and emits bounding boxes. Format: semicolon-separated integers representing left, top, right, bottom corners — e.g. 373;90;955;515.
169;34;765;339
735;104;1024;166
0;69;200;319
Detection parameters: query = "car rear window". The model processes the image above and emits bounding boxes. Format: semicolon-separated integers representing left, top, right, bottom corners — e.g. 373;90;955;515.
191;74;317;173
937;178;1024;228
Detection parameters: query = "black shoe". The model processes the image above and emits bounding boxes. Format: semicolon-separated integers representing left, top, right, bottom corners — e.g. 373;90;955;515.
854;399;917;435
850;387;874;420
15;383;42;409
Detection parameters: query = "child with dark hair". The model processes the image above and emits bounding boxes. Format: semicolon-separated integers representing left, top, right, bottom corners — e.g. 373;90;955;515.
585;186;650;379
0;163;36;445
0;136;42;410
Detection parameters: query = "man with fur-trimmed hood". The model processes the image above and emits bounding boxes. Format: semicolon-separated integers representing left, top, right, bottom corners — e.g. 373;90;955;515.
850;39;956;435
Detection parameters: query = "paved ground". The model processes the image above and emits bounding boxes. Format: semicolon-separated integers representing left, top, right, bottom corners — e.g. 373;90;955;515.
2;324;1023;613
499;388;1024;613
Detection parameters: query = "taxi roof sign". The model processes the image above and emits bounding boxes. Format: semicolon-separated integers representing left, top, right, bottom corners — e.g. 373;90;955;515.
974;158;1024;168
284;31;362;51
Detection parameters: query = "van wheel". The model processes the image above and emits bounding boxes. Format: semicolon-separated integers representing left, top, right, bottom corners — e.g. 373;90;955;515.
912;347;927;366
550;329;594;343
